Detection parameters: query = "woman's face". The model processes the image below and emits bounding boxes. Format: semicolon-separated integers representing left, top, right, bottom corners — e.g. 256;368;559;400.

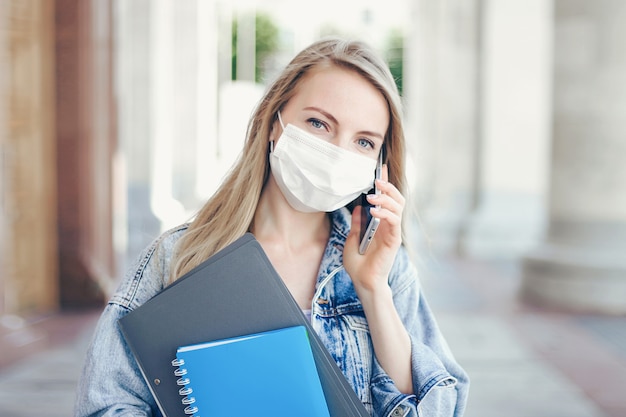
274;65;389;160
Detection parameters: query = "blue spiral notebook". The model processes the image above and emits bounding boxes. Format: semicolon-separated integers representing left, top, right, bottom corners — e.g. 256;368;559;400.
173;326;330;417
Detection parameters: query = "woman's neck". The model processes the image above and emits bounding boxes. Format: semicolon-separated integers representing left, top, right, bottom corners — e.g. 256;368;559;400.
251;177;330;251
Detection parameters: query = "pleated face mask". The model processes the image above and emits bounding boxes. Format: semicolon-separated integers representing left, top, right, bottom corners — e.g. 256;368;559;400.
269;112;378;213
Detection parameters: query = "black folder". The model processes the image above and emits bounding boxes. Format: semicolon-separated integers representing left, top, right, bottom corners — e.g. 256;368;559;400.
118;233;369;417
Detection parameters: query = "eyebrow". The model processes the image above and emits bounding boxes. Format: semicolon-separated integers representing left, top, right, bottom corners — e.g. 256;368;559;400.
303;106;385;141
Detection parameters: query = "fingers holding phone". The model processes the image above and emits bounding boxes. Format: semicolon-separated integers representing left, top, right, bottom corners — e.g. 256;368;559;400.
365;177;404;240
358;151;383;254
345;161;405;293
358;155;404;250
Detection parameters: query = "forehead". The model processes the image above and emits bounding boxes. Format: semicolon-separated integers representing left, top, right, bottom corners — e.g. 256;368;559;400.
290;65;389;133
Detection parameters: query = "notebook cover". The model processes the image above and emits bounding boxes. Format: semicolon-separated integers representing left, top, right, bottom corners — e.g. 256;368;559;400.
118;233;369;417
174;326;330;416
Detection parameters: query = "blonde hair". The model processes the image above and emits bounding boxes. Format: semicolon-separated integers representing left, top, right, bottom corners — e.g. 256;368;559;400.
171;37;407;281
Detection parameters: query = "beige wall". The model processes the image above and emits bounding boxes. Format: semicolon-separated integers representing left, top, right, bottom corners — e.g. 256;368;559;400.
0;0;58;315
0;0;116;316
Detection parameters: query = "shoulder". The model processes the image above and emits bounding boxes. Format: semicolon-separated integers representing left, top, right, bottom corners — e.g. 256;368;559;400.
109;224;189;310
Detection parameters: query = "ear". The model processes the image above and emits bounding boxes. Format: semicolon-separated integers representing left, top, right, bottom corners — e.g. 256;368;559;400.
268;114;281;143
268;123;277;144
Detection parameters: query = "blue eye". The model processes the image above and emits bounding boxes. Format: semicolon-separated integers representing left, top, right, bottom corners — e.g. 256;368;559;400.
357;138;375;149
308;118;327;130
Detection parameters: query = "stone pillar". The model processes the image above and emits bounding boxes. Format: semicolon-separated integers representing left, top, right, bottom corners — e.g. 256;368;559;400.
521;0;626;314
404;0;483;252
149;0;185;230
195;0;220;200
115;0;161;271
0;0;9;316
55;0;117;304
0;0;59;314
235;7;256;82
460;0;552;259
171;1;200;210
116;0;223;273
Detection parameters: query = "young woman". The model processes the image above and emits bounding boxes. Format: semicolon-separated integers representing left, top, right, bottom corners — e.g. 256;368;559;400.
75;38;469;417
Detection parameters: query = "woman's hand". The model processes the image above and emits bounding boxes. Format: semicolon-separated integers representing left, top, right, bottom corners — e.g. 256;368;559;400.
344;165;405;294
343;165;413;394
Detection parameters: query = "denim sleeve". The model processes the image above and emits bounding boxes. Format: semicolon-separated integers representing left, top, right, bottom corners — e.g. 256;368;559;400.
370;247;470;417
74;227;184;417
74;303;160;417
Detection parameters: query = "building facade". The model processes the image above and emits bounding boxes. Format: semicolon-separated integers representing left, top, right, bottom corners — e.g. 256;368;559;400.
1;0;624;365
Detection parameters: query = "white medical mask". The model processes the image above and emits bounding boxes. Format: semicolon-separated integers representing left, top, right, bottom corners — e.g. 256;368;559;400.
269;112;378;213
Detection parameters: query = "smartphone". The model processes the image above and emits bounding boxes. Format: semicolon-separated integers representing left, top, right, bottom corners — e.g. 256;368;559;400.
358;150;383;255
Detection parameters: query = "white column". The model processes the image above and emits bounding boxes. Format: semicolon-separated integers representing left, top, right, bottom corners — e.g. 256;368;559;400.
461;0;552;259
171;1;200;210
114;0;161;267
521;0;626;313
195;0;221;200
150;0;186;230
235;5;255;82
405;0;483;253
216;2;263;187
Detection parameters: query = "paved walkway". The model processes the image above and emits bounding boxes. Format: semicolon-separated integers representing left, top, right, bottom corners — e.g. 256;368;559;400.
421;255;626;417
0;255;624;417
0;311;98;417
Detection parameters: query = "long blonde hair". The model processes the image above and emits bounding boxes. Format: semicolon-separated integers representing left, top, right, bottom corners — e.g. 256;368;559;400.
171;37;407;281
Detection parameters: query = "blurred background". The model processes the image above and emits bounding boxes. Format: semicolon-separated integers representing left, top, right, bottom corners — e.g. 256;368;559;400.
1;0;625;416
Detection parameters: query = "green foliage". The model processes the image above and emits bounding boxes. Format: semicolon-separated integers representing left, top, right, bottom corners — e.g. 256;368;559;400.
232;12;279;82
385;29;404;96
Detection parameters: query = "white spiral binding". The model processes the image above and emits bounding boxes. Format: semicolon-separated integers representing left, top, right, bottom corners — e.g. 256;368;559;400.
172;358;199;416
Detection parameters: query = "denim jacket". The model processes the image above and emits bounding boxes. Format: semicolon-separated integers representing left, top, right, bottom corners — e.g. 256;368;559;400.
75;208;469;417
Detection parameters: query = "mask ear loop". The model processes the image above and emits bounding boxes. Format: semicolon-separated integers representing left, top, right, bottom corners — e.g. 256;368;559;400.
270;111;285;154
277;111;285;129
